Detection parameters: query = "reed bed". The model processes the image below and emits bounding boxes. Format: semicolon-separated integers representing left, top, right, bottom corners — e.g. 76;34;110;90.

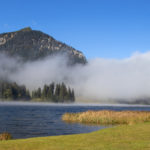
62;110;150;125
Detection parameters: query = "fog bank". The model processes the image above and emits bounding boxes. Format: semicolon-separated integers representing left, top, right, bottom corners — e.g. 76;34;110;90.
1;51;150;102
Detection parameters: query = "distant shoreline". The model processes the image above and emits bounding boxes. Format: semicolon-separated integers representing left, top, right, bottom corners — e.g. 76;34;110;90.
0;101;150;107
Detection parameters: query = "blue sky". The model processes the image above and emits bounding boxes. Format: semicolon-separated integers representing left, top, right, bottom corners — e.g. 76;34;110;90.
0;0;150;59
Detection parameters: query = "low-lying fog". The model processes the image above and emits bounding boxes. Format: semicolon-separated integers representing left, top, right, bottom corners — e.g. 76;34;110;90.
1;51;150;103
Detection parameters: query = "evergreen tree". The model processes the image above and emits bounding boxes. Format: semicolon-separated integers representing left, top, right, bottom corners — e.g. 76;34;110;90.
37;88;41;98
42;85;49;100
71;89;75;102
54;84;60;102
67;87;72;101
47;82;55;101
59;83;67;102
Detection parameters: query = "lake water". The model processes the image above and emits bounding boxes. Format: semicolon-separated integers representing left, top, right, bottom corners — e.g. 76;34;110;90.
0;102;150;139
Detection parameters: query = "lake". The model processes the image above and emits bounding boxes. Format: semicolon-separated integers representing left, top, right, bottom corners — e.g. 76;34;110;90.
0;102;150;139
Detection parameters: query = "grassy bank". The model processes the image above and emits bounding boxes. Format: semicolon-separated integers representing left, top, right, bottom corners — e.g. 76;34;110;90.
0;122;150;150
62;110;150;125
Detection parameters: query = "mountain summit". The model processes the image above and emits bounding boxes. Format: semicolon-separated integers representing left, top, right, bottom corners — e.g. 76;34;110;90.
0;27;87;64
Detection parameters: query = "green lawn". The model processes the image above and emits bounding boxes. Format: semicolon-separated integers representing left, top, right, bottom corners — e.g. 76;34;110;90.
0;123;150;150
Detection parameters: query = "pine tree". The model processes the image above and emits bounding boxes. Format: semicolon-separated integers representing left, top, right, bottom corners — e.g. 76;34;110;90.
67;87;72;101
71;89;75;102
59;83;67;102
54;84;60;102
42;84;49;100
37;88;41;98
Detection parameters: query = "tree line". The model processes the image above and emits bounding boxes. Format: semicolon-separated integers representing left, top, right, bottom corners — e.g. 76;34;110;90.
32;82;75;102
0;81;75;103
0;81;30;100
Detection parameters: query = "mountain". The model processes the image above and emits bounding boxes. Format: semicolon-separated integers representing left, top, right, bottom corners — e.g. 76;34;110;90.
0;27;87;64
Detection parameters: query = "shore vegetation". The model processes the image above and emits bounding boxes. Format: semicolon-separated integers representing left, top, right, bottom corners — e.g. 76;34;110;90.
62;110;150;125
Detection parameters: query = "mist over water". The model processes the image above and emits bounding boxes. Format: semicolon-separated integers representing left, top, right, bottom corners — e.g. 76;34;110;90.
1;51;150;102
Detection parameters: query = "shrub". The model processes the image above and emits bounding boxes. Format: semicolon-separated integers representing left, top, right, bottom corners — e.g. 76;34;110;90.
0;132;12;141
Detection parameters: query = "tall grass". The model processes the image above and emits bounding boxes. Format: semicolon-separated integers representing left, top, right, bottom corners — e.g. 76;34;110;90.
62;110;150;125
